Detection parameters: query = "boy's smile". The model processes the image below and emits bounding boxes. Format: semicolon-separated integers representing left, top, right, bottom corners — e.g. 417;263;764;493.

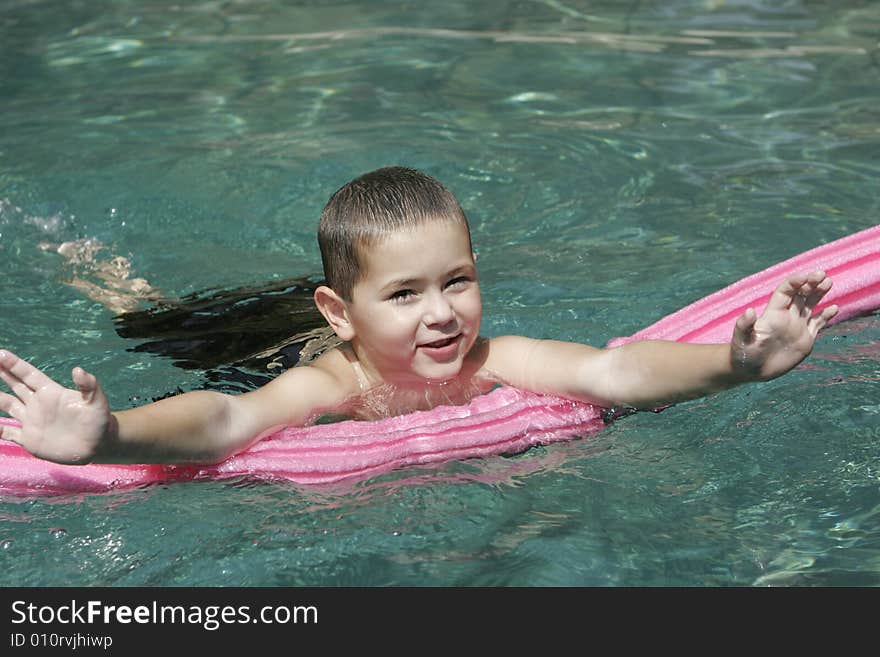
342;220;482;385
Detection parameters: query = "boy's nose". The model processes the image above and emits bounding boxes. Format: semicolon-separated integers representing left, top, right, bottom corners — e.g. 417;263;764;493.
423;291;455;327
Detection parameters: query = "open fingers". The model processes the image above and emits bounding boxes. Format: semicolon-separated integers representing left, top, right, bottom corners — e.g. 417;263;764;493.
808;304;839;336
733;307;757;342
0;367;32;401
767;273;810;311
0;391;25;420
767;271;832;313
0;418;22;445
0;350;55;397
803;275;832;311
72;367;99;404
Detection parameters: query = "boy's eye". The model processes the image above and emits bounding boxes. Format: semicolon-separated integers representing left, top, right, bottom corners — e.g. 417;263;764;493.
445;276;470;289
389;289;415;303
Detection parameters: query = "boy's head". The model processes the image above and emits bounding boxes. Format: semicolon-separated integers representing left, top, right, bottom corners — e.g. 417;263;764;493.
317;166;472;301
314;167;482;384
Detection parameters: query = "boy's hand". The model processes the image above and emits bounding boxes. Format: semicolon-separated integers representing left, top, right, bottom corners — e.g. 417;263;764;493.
731;271;838;381
0;350;114;464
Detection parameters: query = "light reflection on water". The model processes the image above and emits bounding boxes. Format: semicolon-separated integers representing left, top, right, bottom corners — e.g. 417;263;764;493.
0;0;879;586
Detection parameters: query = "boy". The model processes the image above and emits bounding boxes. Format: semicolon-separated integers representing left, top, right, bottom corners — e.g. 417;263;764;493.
0;166;837;466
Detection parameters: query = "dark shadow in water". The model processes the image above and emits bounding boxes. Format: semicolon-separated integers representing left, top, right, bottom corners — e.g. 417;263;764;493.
113;276;333;391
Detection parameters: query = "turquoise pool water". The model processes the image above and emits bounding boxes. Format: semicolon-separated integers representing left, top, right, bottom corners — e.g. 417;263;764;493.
1;0;878;586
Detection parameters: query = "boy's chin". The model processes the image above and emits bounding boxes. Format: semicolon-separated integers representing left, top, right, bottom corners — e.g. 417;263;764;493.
410;361;464;385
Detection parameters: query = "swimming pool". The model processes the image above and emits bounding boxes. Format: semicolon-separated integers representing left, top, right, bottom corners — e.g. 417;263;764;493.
1;0;878;586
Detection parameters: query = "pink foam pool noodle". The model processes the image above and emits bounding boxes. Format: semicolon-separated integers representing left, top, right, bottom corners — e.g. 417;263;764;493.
1;224;878;495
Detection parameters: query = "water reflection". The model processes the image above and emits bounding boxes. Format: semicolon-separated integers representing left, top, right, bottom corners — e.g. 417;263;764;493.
0;0;878;586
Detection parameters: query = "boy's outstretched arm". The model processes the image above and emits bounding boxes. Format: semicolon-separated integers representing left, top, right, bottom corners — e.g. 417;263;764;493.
0;350;349;465
489;271;839;409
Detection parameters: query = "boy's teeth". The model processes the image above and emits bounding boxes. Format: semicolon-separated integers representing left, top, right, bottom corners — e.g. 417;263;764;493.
426;336;455;348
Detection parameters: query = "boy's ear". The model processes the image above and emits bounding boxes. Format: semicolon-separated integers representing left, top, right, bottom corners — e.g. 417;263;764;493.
314;285;356;341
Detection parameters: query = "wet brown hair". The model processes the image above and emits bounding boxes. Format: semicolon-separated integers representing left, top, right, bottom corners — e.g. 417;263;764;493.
317;166;472;301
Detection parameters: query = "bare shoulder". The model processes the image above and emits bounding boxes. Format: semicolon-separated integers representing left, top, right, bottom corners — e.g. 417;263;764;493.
231;346;360;427
266;346;358;398
484;334;602;362
478;334;606;398
484;334;539;352
481;335;542;367
308;346;361;391
467;335;541;386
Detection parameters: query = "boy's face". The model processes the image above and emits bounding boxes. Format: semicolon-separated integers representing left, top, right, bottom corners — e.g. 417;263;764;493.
345;220;482;385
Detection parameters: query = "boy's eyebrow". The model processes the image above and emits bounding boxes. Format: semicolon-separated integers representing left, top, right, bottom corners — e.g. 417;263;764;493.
381;277;419;292
380;264;476;292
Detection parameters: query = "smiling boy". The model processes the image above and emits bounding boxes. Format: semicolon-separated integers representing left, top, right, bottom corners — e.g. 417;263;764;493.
0;167;837;466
